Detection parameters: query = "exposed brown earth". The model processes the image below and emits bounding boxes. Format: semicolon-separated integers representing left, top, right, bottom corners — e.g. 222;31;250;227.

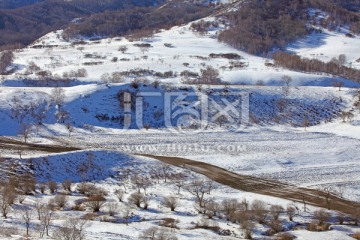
140;154;360;215
0;137;80;153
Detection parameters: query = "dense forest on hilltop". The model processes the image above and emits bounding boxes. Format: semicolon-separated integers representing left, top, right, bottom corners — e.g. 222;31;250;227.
218;0;360;55
0;0;165;49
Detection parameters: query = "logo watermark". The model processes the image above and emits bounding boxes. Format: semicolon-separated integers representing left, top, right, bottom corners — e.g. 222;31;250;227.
122;90;250;134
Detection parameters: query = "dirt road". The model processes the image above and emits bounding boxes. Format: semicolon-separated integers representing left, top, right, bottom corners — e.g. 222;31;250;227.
0;137;80;153
141;154;360;215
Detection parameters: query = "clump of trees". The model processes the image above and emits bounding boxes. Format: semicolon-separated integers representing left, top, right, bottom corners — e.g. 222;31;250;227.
218;0;360;55
273;51;360;82
0;51;14;74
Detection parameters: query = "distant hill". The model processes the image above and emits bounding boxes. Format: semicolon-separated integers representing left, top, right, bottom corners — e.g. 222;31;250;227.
0;0;43;9
0;0;165;48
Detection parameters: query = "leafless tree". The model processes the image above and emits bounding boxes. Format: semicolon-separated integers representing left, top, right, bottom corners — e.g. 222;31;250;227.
286;205;296;221
62;179;72;192
53;218;88;240
18;195;26;204
48;181;57;194
85;195;106;212
20;208;33;236
333;80;344;91
270;204;284;220
121;206;133;225
34;201;46;220
18;123;32;143
65;123;74;137
51;87;65;107
106;202;119;216
222;198;239;221
50;195;68;209
184;180;208;211
162;196;178;211
118;46;128;54
282;75;292;86
160;163;171;183
0;194;11;219
313;209;331;225
240;219;255;239
139;226;178;240
204;199;221;219
114;189;125;202
200;66;221;84
128;192;144;208
39;204;54;237
252;200;268;224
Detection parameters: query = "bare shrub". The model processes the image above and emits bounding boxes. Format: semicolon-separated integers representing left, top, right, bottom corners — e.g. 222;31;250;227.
85;195;106;212
18;194;26;204
276;232;296;240
159;218;179;229
62;179;72;192
313;209;331;226
114;189;125;202
204;199;221;219
286;205;296;221
270;205;284;220
0;194;11;218
48;181;57;193
53;218;88;240
240;219;254;239
352;232;360;240
252;200;268;224
128;192;144;208
50;195;68;209
139;226;178;240
222;198;239;221
20;208;33;236
184;180;208;211
39;183;47;194
107;202;119;216
0;226;18;237
162;196;178;211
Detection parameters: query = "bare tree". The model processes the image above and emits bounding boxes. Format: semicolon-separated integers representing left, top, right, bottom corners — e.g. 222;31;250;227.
34;201;46;220
18;123;32;143
222;198;239;221
313;209;331;226
162;196;178;211
39;204;54;237
286;205;296;221
18;195;26;204
128;192;144;208
51;87;65;107
20;208;33;236
106;202;119;216
204;199;220;219
121;206;133;225
114;189;125;202
184;180;208;211
85;195;106;212
50;195;68;209
53;218;88;240
65;123;74;137
252;200;268;224
62;179;72;192
282;75;292;86
0;194;11;219
270;204;284;221
333;80;344;91
139;226;178;240
118;46;128;54
48;181;57;194
161;163;171;183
